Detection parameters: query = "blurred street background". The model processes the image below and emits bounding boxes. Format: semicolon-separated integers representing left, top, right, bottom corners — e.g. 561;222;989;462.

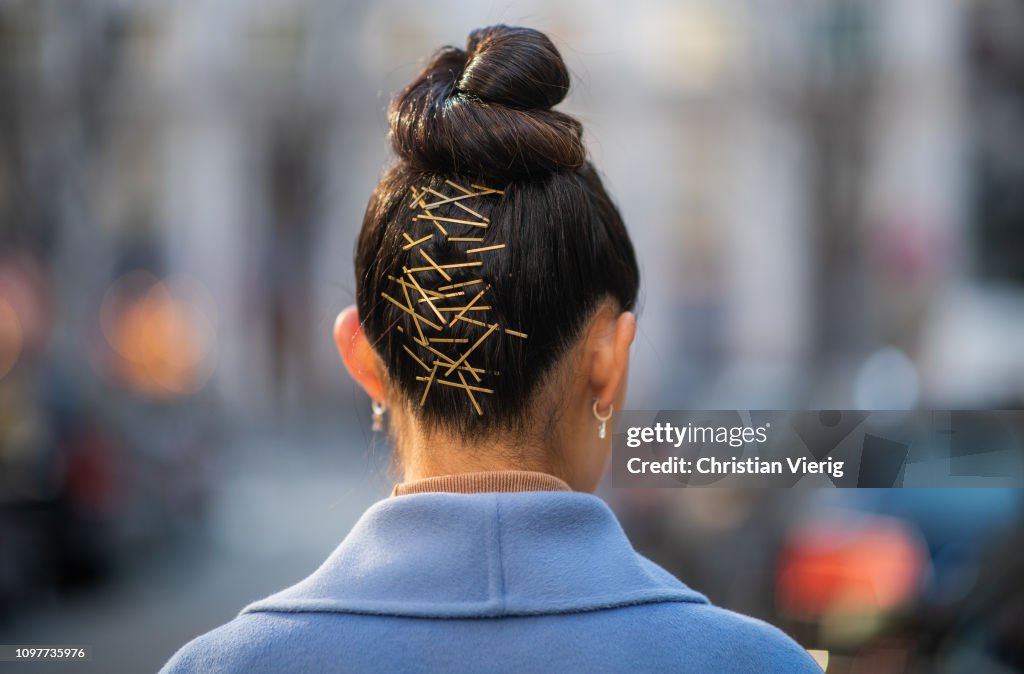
1;0;1022;672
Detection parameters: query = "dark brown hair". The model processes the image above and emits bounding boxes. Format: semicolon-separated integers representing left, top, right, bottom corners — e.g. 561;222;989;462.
355;25;639;438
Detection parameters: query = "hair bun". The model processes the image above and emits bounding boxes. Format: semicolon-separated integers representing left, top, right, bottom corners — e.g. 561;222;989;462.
458;25;569;110
388;25;585;178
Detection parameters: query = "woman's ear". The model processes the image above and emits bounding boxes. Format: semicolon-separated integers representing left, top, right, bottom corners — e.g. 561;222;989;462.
588;306;636;410
334;305;386;403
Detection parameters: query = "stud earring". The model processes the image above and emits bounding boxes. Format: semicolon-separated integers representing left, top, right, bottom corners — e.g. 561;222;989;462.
371;400;386;432
592;400;613;439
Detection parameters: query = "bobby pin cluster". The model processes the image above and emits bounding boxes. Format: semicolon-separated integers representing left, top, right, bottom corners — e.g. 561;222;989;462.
380;180;527;416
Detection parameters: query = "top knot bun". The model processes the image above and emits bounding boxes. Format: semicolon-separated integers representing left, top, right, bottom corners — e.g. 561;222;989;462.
388;25;586;179
458;25;570;109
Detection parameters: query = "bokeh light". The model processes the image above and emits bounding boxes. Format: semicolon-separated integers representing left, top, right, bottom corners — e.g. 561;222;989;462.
0;296;22;380
98;271;217;398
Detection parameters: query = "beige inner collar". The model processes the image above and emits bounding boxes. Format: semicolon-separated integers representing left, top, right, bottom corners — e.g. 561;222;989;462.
391;470;572;496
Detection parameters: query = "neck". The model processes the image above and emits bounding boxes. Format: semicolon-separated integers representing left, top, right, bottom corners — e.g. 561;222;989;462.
397;425;566;484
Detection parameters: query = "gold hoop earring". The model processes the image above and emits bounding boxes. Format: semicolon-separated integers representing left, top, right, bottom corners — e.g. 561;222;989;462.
371;401;386;432
592;400;613;439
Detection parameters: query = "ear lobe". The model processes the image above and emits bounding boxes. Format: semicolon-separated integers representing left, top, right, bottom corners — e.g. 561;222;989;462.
334;305;386;403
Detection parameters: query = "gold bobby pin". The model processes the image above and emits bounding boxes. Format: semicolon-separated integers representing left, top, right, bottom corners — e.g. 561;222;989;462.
470;183;505;195
459;365;494;377
402;343;430;372
453;361;489;376
437;279;483;291
402;232;432;250
413;342;484;383
423;218;448;237
416;340;457;366
466;244;505;254
448;286;489;326
403;267;447;325
446;179;505;196
458;370;483;416
399;278;430;345
408;186;430;210
448;237;484;243
381;292;442;331
417;291;464;302
454;315;488;328
416;376;495;395
405;261;482;274
420;377;494;395
422;187;490;222
452;201;488;221
415;213;488;229
444;179;474;195
419;362;438;406
417;343;483;385
444;323;498;376
417;190;489;211
417;250;453;281
453;314;528;339
428;337;469;344
388;275;446;299
427;358;490;377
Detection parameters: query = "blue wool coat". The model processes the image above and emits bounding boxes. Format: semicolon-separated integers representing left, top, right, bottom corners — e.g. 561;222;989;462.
161;491;822;673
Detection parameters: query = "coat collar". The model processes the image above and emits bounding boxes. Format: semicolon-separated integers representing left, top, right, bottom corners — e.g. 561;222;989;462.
241;491;708;619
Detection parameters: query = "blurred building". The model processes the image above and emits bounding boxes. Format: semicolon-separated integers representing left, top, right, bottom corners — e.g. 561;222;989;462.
3;0;1022;416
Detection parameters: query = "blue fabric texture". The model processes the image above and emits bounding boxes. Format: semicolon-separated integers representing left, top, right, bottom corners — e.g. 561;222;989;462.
161;491;822;673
